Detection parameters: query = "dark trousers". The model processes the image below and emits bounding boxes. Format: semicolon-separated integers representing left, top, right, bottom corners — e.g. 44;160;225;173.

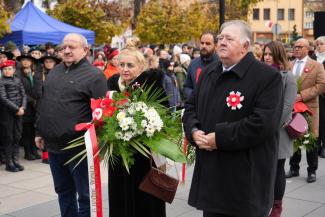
289;146;318;173
319;95;325;151
274;159;286;200
19;122;37;156
0;115;22;160
203;212;267;217
203;212;233;217
48;152;90;217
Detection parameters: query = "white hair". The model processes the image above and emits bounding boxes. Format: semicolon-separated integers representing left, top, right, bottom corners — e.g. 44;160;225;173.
316;36;325;44
220;20;252;50
63;33;88;48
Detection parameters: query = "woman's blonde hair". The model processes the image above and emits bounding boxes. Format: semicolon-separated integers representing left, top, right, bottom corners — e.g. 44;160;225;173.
252;44;263;60
125;36;141;49
119;41;148;71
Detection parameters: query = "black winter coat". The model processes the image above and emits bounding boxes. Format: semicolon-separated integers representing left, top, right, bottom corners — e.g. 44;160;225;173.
107;69;166;217
36;58;107;153
0;76;26;144
0;76;27;113
19;70;37;123
183;53;283;217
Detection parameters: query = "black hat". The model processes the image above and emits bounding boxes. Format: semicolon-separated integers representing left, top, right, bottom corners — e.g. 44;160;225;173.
0;50;13;60
4;41;17;52
40;52;61;64
159;59;173;70
45;42;55;49
29;46;42;53
16;54;36;62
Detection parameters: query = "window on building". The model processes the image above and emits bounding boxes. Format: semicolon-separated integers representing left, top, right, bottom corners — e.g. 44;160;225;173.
304;22;313;29
288;8;295;20
277;8;284;20
253;8;260;20
264;8;270;20
305;11;314;18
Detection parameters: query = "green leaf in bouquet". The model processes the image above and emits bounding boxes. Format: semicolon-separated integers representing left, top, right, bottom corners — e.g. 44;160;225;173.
64;149;87;167
145;136;186;163
130;140;151;157
297;78;302;93
63;136;85;150
121;154;130;173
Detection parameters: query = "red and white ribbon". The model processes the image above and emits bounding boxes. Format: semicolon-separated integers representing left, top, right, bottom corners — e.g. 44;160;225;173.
181;109;187;183
84;125;103;217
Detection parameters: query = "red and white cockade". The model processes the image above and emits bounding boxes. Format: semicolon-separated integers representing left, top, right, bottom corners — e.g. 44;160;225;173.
304;67;310;73
226;91;244;110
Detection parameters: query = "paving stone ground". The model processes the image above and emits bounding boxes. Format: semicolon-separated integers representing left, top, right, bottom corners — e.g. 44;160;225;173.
1;148;325;217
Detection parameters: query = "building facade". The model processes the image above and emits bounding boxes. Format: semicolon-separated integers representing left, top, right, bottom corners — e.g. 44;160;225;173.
247;0;304;44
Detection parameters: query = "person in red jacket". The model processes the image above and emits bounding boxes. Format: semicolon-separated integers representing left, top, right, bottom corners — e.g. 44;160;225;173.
103;48;119;79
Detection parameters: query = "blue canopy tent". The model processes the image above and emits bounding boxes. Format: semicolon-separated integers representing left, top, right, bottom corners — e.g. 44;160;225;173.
0;2;95;46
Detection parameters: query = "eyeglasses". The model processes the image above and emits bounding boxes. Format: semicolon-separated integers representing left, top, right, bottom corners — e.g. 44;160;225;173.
217;35;235;43
293;45;305;49
119;62;136;69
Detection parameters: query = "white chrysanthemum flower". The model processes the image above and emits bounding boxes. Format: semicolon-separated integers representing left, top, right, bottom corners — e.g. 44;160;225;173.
137;129;144;135
304;134;310;138
122;132;133;141
115;132;123;139
119;117;134;131
141;120;148;128
131;122;137;130
145;126;156;137
303;140;310;144
116;111;126;122
128;107;135;115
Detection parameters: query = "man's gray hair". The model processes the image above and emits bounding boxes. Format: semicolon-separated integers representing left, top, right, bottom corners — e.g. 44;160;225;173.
63;33;89;48
220;20;252;47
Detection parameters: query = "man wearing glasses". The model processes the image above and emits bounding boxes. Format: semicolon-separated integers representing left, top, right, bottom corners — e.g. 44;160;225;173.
183;20;283;217
286;38;325;183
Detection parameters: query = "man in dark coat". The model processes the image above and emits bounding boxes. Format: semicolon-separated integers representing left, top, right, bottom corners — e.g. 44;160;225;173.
35;33;107;217
183;31;218;100
182;20;283;217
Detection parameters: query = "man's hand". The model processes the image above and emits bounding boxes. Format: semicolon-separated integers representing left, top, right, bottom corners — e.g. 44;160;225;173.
192;130;217;151
205;132;217;151
35;137;45;150
192;130;208;146
16;107;24;116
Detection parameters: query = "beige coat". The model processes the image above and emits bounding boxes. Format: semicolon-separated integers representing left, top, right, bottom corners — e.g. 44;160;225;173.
292;57;325;137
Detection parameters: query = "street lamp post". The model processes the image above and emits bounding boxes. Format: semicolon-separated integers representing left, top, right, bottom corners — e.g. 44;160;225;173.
219;0;225;28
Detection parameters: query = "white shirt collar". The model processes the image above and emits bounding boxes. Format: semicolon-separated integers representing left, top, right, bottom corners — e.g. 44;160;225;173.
296;55;308;63
222;64;237;72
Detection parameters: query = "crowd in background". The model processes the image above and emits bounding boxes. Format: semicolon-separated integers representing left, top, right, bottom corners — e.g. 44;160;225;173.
0;29;325;217
0;34;325;173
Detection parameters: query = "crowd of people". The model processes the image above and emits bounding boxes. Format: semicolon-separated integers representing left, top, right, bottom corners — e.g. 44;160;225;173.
0;19;325;217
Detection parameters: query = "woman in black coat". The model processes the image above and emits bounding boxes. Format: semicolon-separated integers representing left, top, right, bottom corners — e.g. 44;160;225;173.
107;47;166;217
16;54;40;160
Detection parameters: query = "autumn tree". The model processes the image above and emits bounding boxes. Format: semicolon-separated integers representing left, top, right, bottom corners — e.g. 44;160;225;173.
225;0;263;20
0;0;13;38
184;2;219;39
135;0;217;44
48;0;128;44
3;0;23;13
